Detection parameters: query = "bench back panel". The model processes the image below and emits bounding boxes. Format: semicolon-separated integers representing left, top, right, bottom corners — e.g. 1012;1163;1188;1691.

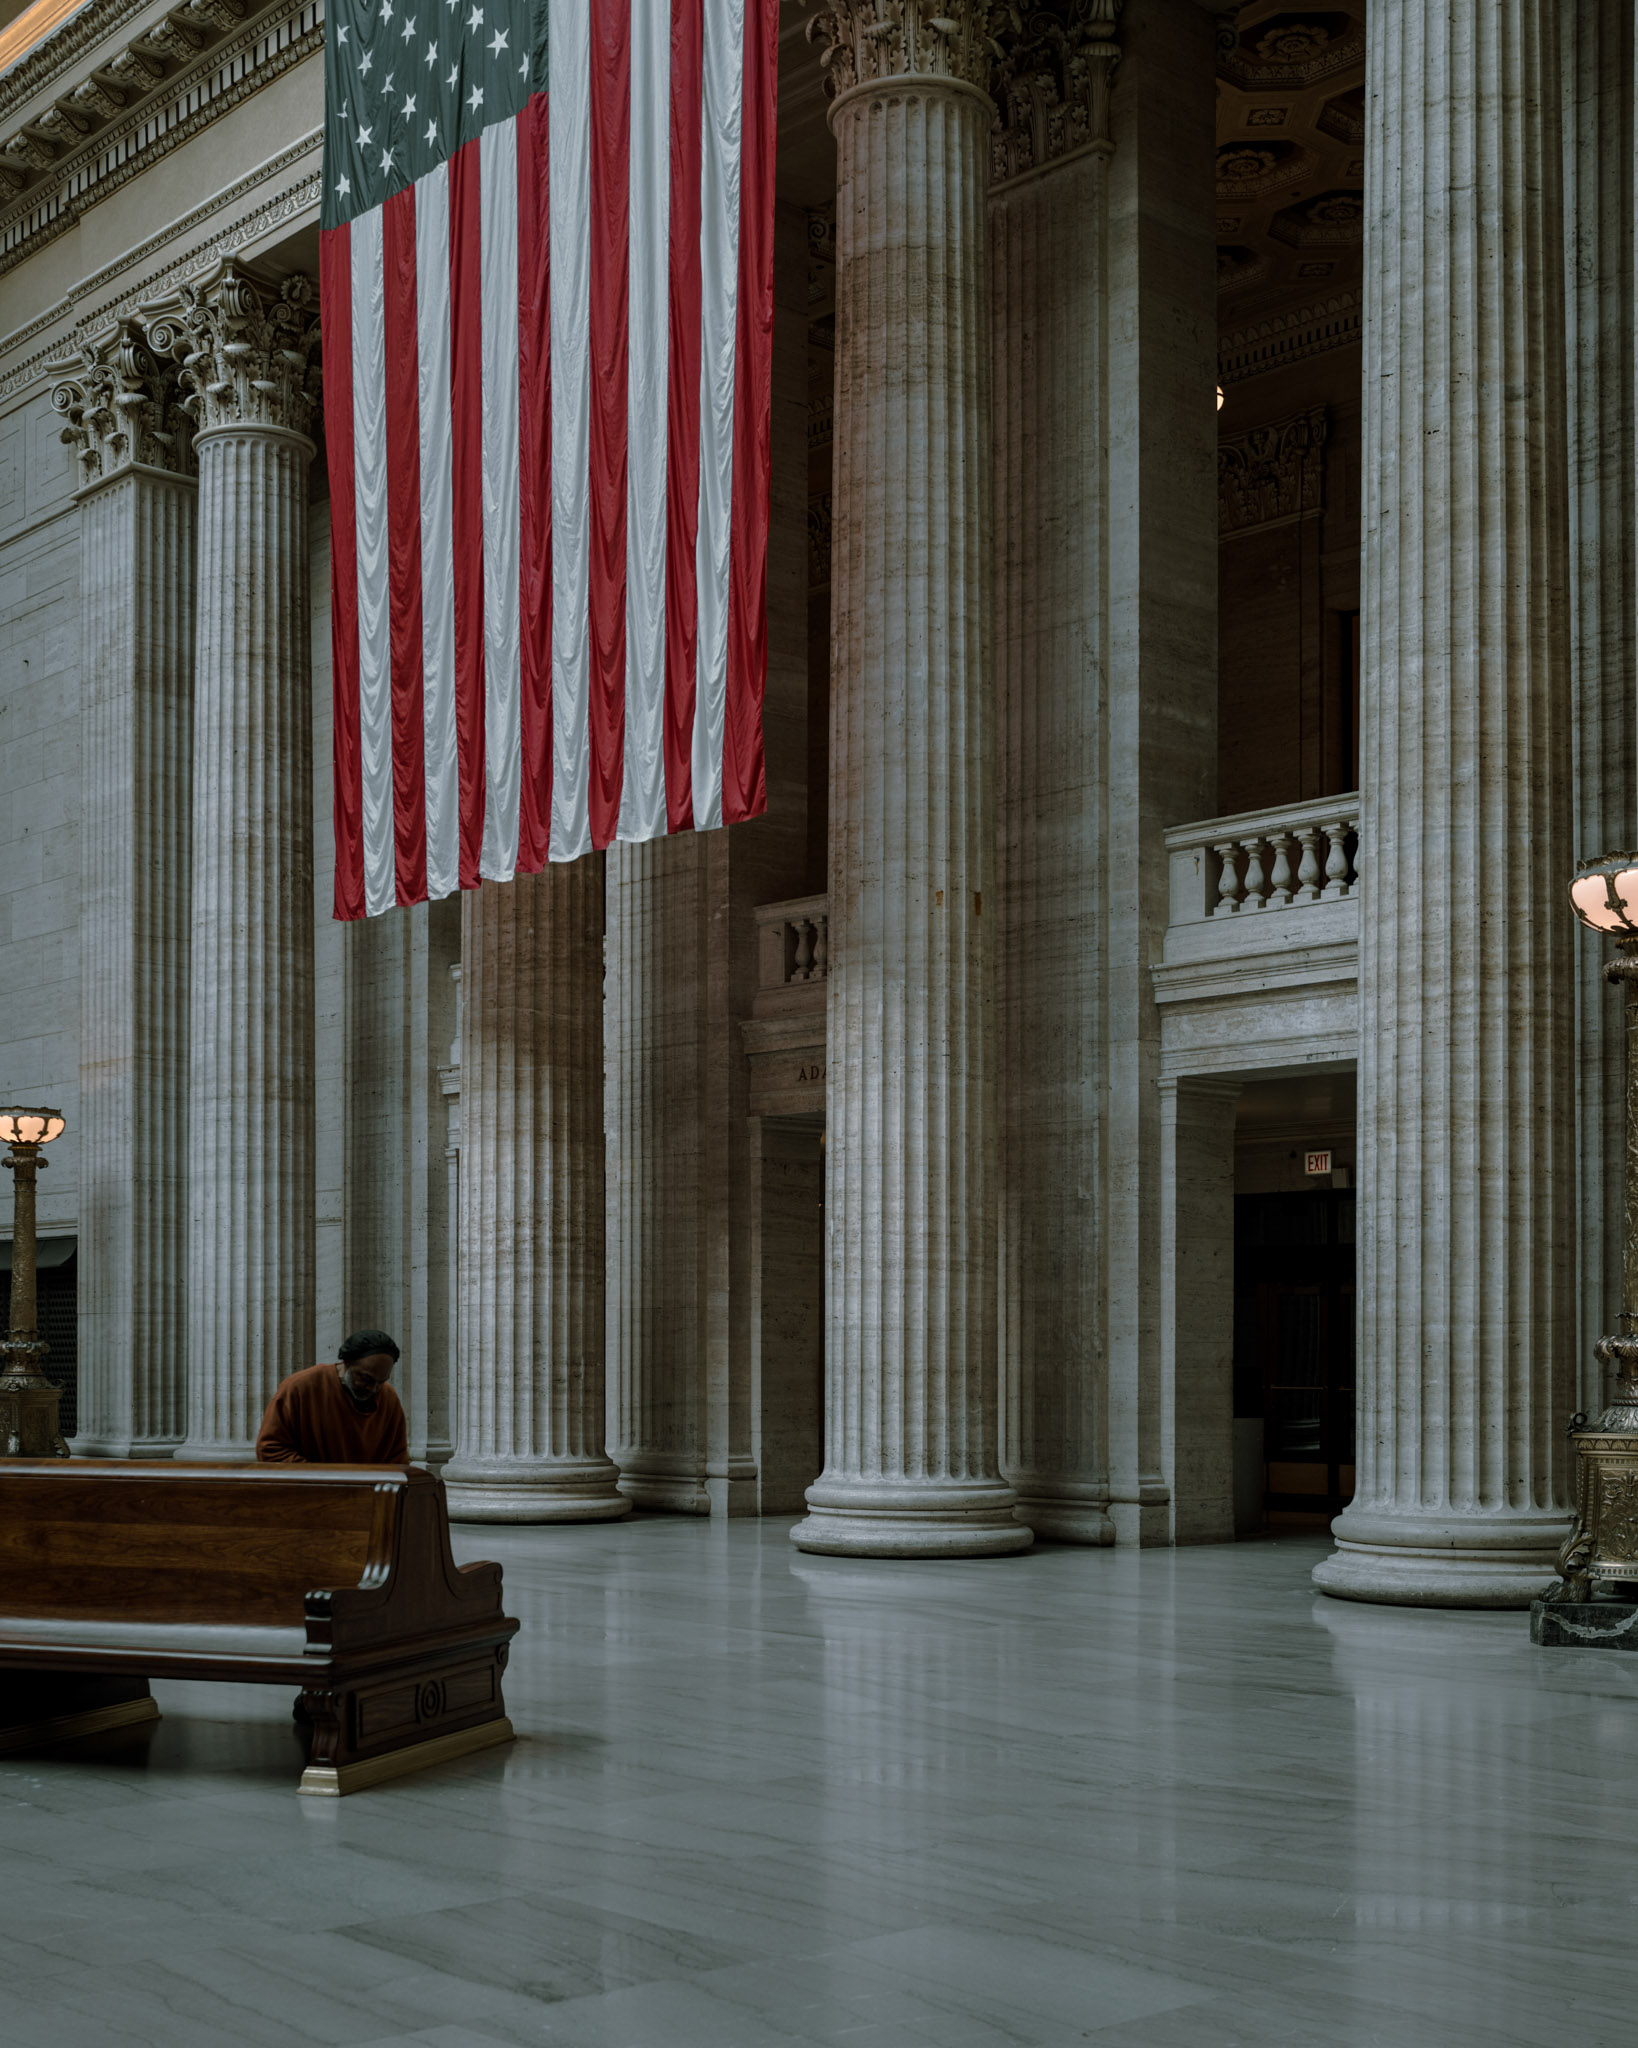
0;1464;401;1626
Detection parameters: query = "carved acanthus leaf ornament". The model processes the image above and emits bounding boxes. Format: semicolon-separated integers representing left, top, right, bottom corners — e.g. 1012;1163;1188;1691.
148;264;321;439
51;321;195;485
990;0;1121;183
1217;404;1328;535
806;0;1016;100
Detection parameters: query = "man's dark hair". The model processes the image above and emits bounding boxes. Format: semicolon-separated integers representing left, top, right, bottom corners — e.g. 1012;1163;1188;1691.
338;1328;401;1365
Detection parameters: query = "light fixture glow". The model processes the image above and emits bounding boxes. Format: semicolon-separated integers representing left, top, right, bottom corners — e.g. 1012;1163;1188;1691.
1570;854;1638;937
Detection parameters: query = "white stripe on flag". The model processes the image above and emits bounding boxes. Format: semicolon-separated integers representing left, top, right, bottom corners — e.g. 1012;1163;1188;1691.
694;0;744;833
479;115;523;882
619;0;671;841
416;163;459;902
550;0;593;861
351;205;395;916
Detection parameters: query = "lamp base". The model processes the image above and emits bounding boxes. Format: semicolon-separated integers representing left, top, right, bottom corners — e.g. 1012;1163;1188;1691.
1531;1595;1638;1650
0;1371;67;1458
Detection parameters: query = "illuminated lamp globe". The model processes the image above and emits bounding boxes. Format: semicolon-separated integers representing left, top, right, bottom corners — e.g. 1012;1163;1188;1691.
1569;853;1638;937
1216;384;1225;411
0;1109;65;1147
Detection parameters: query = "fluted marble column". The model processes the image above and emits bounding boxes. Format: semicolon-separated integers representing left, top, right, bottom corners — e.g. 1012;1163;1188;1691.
1562;2;1635;1413
792;1;1028;1557
992;9;1120;1546
156;267;321;1458
444;862;627;1518
52;327;196;1455
1314;2;1576;1606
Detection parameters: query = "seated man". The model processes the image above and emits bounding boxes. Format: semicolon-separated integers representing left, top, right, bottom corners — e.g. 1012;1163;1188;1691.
256;1329;410;1465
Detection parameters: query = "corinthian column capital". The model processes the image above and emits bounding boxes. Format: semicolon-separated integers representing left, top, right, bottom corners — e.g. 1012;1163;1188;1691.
149;263;321;440
990;0;1121;183
50;321;195;489
806;0;1002;104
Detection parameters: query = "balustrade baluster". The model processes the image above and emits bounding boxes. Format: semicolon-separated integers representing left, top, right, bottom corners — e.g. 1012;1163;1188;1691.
1321;820;1352;899
1241;838;1269;909
1212;840;1245;916
1267;833;1295;906
1295;825;1324;902
793;919;815;981
812;915;828;978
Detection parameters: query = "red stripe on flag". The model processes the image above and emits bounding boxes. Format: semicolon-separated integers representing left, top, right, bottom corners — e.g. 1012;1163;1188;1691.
722;0;776;825
383;186;429;906
663;0;704;834
587;0;631;851
321;222;365;921
517;91;553;873
449;141;487;888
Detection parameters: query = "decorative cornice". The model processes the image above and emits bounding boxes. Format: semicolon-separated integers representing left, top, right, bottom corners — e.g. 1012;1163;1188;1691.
0;0;153;118
0;0;319;286
49;317;195;481
0;143;320;401
1216;290;1360;384
989;0;1120;187
148;261;320;437
1218;403;1327;535
805;0;1003;103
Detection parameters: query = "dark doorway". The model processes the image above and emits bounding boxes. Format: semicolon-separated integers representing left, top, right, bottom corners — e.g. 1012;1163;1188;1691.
1234;1190;1354;1525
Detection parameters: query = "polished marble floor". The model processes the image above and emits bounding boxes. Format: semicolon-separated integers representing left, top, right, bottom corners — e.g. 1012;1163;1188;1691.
1;1519;1635;2047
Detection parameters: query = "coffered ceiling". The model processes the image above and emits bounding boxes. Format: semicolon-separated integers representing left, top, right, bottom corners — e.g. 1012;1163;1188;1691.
1216;3;1365;328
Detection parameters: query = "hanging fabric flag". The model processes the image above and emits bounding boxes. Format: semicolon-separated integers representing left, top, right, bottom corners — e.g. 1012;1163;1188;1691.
321;0;777;919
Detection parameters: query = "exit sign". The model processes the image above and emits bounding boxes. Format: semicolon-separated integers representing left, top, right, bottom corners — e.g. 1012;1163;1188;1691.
1305;1150;1333;1176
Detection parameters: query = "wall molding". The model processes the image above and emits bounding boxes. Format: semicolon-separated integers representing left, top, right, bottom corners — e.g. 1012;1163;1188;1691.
0;140;319;400
1218;290;1361;385
0;0;320;285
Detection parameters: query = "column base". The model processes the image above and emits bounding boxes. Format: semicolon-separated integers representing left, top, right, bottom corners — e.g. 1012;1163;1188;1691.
791;1477;1034;1558
1313;1506;1571;1609
1011;1480;1115;1545
173;1441;258;1465
441;1456;631;1523
614;1452;711;1514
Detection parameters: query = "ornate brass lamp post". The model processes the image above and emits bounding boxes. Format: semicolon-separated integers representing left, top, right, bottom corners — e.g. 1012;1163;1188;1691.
0;1107;69;1459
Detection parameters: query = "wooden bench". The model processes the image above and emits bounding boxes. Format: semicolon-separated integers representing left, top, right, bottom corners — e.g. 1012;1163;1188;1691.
0;1460;519;1794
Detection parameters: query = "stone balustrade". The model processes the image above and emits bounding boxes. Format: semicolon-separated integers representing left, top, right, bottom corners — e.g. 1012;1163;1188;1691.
741;895;830;1119
1166;795;1360;925
755;894;830;999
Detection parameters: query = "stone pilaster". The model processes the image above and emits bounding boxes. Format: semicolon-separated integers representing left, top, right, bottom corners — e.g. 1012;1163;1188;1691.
603;205;810;1517
53;325;196;1454
154;265;322;1457
791;0;1028;1557
1562;2;1635;1413
341;895;460;1463
443;863;627;1519
1315;1;1576;1606
605;836;716;1513
992;4;1120;1545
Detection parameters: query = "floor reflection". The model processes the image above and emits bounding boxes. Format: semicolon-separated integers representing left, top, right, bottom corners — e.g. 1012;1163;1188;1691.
0;1522;1630;2045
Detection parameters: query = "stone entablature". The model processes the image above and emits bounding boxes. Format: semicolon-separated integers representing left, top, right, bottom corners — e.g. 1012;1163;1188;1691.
0;0;322;287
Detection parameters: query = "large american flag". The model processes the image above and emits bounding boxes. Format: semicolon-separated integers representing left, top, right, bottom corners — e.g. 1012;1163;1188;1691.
321;0;777;919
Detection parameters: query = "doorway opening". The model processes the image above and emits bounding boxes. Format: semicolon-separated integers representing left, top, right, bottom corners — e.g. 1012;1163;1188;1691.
1231;1073;1356;1533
